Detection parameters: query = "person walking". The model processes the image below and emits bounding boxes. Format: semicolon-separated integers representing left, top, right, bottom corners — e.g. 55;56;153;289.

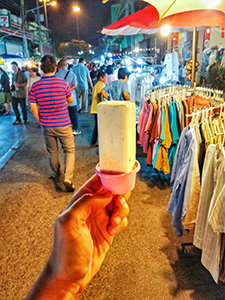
90;71;108;146
56;58;81;136
105;65;116;85
104;67;130;101
30;55;75;192
0;67;11;115
26;67;41;104
11;61;28;125
73;58;93;113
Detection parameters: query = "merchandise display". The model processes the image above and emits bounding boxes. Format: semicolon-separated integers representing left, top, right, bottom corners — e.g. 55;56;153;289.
168;102;225;283
138;85;193;175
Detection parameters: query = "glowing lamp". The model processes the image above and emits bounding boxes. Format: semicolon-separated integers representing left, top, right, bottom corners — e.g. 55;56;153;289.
160;25;171;37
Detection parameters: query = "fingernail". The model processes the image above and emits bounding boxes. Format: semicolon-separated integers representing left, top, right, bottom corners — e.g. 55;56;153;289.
119;197;126;206
109;227;117;236
113;217;121;225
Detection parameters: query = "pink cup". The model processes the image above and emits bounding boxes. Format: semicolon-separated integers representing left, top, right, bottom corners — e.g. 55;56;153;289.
95;160;141;194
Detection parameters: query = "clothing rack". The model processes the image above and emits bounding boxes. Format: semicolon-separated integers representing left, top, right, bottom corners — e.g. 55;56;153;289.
168;101;225;283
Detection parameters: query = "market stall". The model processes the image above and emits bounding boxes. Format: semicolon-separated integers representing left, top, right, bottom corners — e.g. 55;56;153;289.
101;0;225;283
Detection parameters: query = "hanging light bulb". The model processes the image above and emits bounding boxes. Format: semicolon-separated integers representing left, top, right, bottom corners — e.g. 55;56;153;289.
160;25;171;37
125;58;132;66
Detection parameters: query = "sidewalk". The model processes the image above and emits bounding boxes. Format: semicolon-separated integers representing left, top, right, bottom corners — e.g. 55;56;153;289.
0;111;35;170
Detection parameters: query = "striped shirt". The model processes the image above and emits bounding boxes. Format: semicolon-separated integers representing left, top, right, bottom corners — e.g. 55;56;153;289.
29;75;72;127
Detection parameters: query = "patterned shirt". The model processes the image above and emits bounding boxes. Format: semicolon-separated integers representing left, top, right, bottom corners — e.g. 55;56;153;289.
29;75;72;127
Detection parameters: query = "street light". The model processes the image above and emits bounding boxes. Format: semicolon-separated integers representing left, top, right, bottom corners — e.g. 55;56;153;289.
73;5;80;12
50;1;57;7
73;5;80;40
39;0;57;27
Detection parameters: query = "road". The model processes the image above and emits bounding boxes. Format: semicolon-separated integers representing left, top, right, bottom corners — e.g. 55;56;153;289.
0;112;224;300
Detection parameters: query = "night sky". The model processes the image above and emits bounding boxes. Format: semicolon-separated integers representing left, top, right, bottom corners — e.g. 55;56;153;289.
44;0;112;45
0;0;112;46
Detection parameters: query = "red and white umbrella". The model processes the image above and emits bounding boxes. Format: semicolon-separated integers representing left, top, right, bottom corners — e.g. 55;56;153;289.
101;6;159;36
101;0;225;35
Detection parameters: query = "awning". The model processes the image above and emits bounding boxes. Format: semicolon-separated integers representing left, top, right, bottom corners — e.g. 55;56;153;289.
101;1;225;36
101;6;159;36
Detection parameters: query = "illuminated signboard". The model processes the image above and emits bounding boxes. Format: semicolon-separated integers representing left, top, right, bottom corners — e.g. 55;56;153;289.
0;16;9;27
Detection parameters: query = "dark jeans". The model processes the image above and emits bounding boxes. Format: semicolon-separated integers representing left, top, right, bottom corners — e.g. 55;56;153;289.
91;114;98;144
68;105;78;130
11;96;27;122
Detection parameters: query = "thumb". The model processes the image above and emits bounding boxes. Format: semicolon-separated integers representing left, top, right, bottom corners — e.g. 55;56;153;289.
68;191;113;221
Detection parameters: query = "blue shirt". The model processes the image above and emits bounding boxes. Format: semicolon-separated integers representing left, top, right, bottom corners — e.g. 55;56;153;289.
168;126;196;236
72;63;90;90
55;69;77;106
104;80;129;101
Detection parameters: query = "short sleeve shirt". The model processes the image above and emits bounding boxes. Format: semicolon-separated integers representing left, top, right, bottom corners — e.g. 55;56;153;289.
90;81;105;114
104;80;129;101
72;63;90;90
12;70;27;98
29;75;72;127
55;69;77;106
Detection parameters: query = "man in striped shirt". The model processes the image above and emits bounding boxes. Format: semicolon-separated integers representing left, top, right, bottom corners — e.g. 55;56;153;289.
30;55;75;192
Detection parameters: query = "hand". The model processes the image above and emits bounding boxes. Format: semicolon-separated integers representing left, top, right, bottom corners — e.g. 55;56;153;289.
26;175;130;300
51;174;130;292
15;83;20;88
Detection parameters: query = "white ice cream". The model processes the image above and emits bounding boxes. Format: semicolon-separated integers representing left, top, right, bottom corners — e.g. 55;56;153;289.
97;101;136;173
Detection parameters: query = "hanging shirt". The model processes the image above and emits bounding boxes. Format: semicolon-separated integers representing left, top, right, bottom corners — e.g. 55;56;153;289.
168;100;180;169
168;126;196;236
138;101;153;153
154;104;172;175
182;124;201;231
201;146;225;282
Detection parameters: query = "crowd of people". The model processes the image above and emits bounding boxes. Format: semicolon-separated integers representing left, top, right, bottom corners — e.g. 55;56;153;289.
0;55;131;193
0;56;132;299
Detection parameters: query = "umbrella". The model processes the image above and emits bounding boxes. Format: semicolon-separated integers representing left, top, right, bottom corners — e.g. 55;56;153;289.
101;6;159;36
143;0;225;20
101;0;225;85
142;0;225;86
101;1;225;34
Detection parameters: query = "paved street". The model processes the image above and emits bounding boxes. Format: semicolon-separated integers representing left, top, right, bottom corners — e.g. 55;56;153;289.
0;112;225;300
0;113;28;170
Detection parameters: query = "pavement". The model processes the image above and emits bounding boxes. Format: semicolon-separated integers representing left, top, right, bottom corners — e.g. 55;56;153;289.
0;111;31;170
0;111;225;300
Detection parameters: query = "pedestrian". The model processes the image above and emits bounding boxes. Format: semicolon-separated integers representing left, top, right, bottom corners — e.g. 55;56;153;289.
56;58;81;136
0;67;11;115
11;61;28;125
26;67;41;104
29;55;75;192
104;67;130;101
25;175;130;300
90;70;108;146
105;65;116;85
73;58;93;113
90;63;98;86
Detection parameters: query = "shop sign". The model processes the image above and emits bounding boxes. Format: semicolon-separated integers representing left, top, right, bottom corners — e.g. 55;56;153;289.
0;16;9;28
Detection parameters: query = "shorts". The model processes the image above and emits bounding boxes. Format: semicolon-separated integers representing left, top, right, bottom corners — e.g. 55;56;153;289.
0;92;11;104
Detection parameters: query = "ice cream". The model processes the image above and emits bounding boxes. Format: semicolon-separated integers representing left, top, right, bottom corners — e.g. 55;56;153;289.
97;101;136;173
